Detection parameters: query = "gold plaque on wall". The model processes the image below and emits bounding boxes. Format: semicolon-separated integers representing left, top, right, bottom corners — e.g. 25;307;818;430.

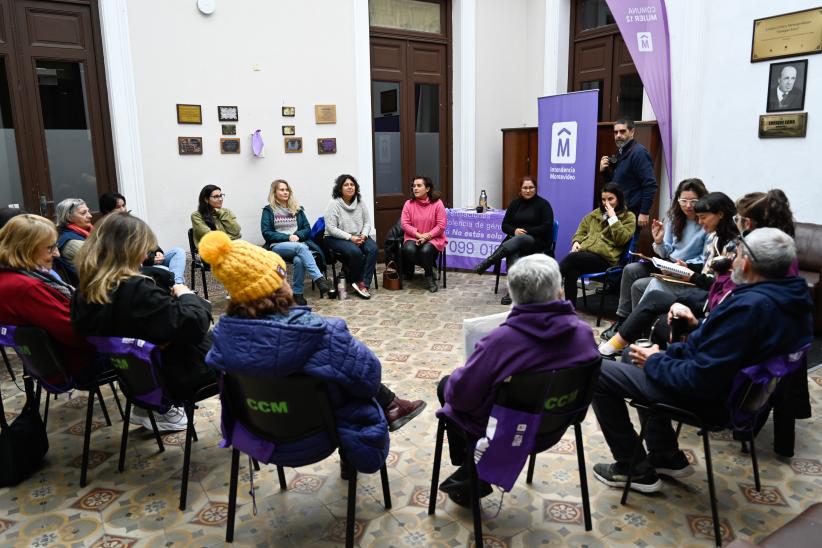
176;104;202;124
758;113;808;138
751;8;822;62
314;104;337;124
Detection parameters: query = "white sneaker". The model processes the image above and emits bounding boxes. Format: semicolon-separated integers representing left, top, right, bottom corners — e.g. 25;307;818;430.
351;282;371;299
130;406;188;432
598;340;620;358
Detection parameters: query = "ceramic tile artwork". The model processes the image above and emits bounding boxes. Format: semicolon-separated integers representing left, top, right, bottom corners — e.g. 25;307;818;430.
1;266;820;547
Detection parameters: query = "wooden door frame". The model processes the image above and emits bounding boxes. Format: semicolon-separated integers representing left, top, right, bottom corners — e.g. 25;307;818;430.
2;0;116;213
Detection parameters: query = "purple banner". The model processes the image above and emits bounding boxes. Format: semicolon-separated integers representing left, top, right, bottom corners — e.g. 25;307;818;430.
605;0;673;192
445;208;507;272
538;91;599;262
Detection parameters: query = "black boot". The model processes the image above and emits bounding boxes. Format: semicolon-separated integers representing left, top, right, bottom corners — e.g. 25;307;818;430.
473;247;507;274
314;277;331;298
426;274;438;293
600;317;625;341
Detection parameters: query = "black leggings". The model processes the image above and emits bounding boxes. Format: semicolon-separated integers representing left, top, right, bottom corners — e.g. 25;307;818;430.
559;251;610;304
618;290;677;342
401;240;439;276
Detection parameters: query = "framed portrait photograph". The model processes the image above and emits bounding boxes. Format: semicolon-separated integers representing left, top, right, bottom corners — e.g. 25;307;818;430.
317;137;337;154
282;106;295;117
176;104;202;124
766;60;808;112
284;137;303;153
221;124;236;135
282;125;295;136
220;138;241;154
218;105;239;122
178;136;203;155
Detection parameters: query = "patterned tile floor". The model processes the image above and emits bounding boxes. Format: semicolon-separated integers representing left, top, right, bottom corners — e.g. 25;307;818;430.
1;268;820;547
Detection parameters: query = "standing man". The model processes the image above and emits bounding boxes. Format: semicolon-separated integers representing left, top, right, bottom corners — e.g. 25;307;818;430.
768;65;803;111
599;119;658;230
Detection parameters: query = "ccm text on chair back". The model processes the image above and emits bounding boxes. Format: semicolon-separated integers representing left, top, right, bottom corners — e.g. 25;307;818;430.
87;336;166;409
222;372;338;446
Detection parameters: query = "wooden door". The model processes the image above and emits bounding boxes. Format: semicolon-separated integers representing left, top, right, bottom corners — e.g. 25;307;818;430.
0;0;115;215
370;36;449;248
501;127;538;207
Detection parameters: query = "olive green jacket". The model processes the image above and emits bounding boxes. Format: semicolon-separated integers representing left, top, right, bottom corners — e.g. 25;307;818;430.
191;208;242;247
571;209;636;265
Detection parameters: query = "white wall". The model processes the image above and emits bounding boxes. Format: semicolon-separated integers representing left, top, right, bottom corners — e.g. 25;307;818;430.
474;0;546;209
124;0;368;248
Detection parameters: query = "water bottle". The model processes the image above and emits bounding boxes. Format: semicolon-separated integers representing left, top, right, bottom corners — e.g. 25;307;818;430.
337;274;347;300
479;190;488;212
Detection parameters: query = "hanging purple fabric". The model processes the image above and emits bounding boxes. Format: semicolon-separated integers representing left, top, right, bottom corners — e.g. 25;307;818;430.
473;404;542;492
604;0;673;193
251;130;265;157
86;336;167;408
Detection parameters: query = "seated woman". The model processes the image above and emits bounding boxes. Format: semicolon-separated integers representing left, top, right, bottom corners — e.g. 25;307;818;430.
324;174;378;299
559;183;636;306
0;214;98;384
600;178;708;341
100;192;187;286
473;175;554;304
400;176;447;293
261;179;331;305
71;212;217;431
191;184;241;247
198;231;425;474
598;192;737;356
55;198;94;283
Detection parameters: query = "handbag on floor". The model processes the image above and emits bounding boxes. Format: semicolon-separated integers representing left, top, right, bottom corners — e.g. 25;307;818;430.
382;261;401;290
0;375;49;486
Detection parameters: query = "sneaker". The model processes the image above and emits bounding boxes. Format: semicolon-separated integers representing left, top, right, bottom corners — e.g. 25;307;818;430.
130;407;188;432
385;397;426;431
649;451;694;479
593;462;662;493
600;319;624;341
500;293;512;305
598;340;621;358
351;282;371;299
293;293;308;306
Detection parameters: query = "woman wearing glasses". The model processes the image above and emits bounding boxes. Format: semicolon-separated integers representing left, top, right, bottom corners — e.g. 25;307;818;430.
55;198;94;284
599;178;708;342
191;185;241;247
0;214;99;383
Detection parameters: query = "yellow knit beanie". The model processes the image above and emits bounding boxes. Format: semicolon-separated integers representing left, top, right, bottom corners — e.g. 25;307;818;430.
198;231;287;304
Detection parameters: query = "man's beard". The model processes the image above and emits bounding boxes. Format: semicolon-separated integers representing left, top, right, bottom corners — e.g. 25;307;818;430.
730;263;747;285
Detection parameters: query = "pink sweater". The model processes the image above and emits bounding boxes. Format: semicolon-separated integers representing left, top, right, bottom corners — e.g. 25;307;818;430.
401;198;448;251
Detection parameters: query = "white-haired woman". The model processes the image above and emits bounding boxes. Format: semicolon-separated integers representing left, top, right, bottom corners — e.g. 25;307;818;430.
55;198;93;282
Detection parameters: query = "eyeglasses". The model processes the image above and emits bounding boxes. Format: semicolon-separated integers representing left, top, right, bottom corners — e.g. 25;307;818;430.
677;199;699;206
47;243;58;253
210;194;226;199
732;214;748;225
734;236;759;263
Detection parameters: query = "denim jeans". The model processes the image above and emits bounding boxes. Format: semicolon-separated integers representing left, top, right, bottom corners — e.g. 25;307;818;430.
162;247;186;285
324;236;378;287
270;241;323;294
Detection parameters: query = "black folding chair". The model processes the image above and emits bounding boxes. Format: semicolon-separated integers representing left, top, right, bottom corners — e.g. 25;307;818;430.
0;325;122;487
621;345;810;547
396;245;447;290
428;357;602;548
187;228;210;299
88;336;218;510
493;219;558;294
318;236;379;299
579;234;636;326
221;372;392;546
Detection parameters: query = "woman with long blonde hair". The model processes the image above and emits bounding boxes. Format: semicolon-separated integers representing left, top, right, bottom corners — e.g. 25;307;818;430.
260;179;330;305
0;214;97;382
71;212;216;431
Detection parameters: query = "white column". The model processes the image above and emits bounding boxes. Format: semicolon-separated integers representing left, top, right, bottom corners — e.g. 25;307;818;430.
97;0;146;218
453;0;476;208
543;0;571;96
353;0;375;231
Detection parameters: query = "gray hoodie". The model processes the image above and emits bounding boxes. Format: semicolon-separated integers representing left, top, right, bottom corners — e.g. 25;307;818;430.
324;197;372;240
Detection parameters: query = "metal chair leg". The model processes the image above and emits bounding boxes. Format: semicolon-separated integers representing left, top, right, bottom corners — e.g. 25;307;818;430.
380;465;392;509
277;465;287;490
701;432;722;547
575;423;593;531
147;410;165;452
468;448;483;548
179;403;195;511
80;390;96;488
345;470;358;548
96;387;112;426
1;346;16;381
118;400;132;472
226;448;240;543
200;268;209;300
428;419;446;515
43;392;51;430
749;432;761;492
526;452;537;484
109;382;124;419
251;458;260;471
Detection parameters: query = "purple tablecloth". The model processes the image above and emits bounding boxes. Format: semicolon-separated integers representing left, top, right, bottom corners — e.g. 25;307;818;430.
445;208;507;273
